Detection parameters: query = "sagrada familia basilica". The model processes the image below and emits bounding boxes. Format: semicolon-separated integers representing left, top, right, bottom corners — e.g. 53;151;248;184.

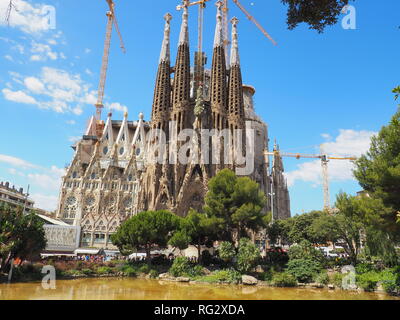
56;2;290;248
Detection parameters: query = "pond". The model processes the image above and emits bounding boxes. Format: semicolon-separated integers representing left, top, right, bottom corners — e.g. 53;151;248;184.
0;278;398;300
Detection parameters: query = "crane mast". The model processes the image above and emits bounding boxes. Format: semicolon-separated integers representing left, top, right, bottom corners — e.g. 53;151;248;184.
95;0;125;137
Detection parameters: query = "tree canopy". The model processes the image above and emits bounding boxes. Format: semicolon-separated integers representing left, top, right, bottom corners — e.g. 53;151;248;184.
204;169;267;243
353;108;400;236
281;0;353;33
111;210;180;263
0;204;46;272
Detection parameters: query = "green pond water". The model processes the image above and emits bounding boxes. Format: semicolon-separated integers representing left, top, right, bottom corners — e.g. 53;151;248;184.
0;278;399;300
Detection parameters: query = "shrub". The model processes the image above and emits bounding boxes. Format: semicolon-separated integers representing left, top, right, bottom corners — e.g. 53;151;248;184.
271;273;297;287
356;271;380;291
149;269;159;279
258;270;273;282
263;248;289;270
331;272;344;288
81;268;93;275
286;259;322;283
96;266;113;275
169;257;203;278
138;264;151;274
218;242;236;263
355;262;375;274
197;269;242;284
315;271;329;285
122;266;137;277
236;238;261;274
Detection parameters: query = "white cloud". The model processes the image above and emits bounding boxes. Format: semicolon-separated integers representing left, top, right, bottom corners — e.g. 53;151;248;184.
4;67;99;114
84;48;91;54
30;193;58;211
2;88;37;104
66;120;76;125
285;129;376;187
0;154;38;169
321;133;332;140
24;76;44;93
30;40;58;61
8;168;25;177
4;55;14;62
107;102;128;114
0;152;65;211
0;0;56;34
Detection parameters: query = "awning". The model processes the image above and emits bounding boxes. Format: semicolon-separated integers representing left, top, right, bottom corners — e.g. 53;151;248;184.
74;248;103;255
41;253;76;258
104;250;120;255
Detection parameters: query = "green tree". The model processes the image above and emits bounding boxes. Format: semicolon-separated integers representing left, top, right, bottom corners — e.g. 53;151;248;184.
354;107;400;237
204;169;267;243
168;230;191;253
288;240;325;263
236;238;261;274
175;209;221;262
281;0;354;33
287;211;325;244
0;204;46;272
111;210;180;264
266;218;293;246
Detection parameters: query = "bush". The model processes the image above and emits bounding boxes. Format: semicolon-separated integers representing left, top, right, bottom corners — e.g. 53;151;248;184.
218;242;235;263
236;238;261;274
81;268;93;275
122;266;137;277
169;257;203;278
356;271;380;291
149;269;159;279
286;259;322;283
96;266;113;275
258;270;273;282
138;264;151;274
315;271;329;285
331;272;344;288
197;269;242;284
271;273;297;287
355;262;375;274
263;248;289;270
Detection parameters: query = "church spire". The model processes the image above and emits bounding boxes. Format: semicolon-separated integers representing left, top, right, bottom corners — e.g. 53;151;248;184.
178;5;189;46
152;13;172;130
228;17;244;120
210;1;228;128
159;13;172;63
230;17;240;66
213;1;224;48
172;3;191;109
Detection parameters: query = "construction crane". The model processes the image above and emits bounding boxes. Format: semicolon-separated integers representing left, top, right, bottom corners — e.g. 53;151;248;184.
95;0;126;136
5;0;16;25
231;0;277;46
264;150;357;211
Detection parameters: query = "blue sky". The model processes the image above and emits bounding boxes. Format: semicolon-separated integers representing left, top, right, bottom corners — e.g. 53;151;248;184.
0;0;399;213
